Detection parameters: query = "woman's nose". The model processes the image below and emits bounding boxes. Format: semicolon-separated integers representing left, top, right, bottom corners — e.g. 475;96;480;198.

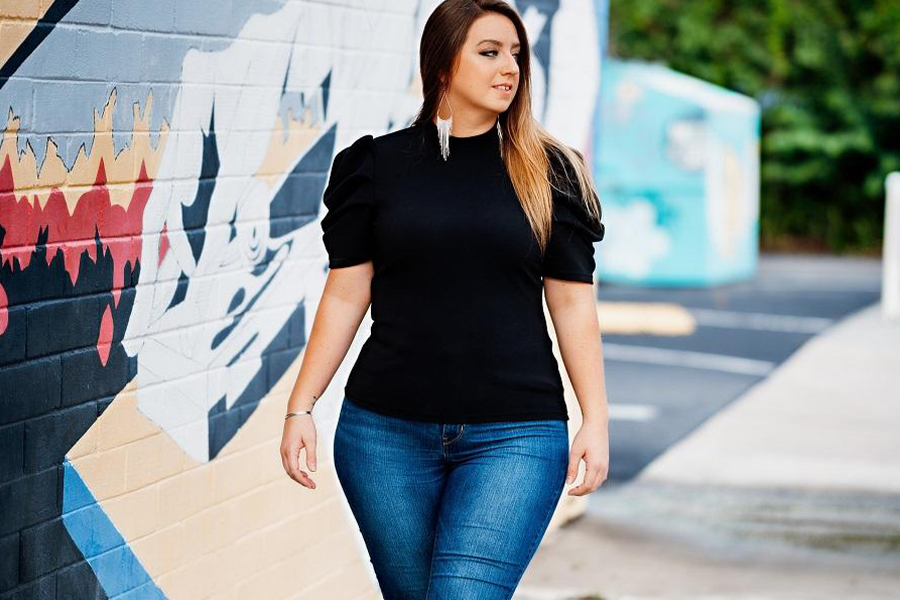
502;53;519;74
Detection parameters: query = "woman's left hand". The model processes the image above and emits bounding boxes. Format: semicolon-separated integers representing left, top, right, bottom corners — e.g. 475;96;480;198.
565;419;609;496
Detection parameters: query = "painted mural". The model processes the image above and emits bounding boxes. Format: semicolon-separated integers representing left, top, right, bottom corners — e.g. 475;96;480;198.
594;58;760;286
0;0;604;598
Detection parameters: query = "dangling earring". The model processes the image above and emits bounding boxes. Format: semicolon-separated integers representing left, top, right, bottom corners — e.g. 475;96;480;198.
436;90;453;161
496;116;504;161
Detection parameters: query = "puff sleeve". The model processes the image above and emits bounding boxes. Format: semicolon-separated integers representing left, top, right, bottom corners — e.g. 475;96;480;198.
542;151;606;283
320;134;376;268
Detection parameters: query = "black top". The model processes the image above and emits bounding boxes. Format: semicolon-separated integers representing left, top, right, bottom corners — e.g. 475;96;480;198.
320;118;605;423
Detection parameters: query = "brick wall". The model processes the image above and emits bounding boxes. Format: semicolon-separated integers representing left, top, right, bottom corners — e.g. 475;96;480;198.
0;1;603;598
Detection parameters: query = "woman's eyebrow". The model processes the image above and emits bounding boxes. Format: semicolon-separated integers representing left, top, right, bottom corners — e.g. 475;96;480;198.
478;39;521;49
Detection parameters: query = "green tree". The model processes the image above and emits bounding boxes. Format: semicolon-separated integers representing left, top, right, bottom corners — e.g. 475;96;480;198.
608;0;900;254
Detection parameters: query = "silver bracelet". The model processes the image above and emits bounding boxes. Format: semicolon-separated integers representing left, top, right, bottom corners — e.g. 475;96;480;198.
285;410;312;420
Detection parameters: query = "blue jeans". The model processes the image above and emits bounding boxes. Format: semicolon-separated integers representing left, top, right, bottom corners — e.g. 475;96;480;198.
333;395;569;600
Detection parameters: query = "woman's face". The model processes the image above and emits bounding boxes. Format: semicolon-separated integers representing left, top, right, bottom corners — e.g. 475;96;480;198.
444;12;521;119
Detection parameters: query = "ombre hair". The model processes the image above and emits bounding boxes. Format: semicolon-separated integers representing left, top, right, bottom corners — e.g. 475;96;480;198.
412;0;603;256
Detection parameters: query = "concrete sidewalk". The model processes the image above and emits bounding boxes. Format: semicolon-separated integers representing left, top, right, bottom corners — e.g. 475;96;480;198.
516;300;900;600
637;300;900;494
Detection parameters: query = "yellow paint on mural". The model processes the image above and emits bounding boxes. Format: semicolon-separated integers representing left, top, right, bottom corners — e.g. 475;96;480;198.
67;358;376;600
1;89;169;212
255;106;323;188
0;0;45;69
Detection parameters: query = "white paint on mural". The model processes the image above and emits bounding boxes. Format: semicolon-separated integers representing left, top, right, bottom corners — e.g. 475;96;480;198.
541;0;600;148
612;78;644;123
122;0;430;463
600;199;671;278
666;117;707;172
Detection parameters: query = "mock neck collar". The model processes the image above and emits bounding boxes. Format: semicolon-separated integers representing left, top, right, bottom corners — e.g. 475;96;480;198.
419;118;501;152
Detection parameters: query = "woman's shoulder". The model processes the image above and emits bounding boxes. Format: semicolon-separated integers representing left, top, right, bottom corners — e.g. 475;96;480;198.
372;121;427;157
331;133;375;176
545;144;582;201
544;144;605;240
335;122;425;165
545;143;583;179
374;121;421;142
327;122;426;191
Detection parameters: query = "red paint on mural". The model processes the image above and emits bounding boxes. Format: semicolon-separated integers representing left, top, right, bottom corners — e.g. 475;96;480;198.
0;283;7;336
0;156;154;304
159;221;170;266
97;303;114;366
0;155;155;350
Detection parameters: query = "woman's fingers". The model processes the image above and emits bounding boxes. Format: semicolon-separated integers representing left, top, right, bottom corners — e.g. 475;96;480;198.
305;435;317;473
568;465;596;496
280;441;316;489
566;445;593;496
567;456;602;496
565;450;580;484
294;442;317;489
280;419;319;490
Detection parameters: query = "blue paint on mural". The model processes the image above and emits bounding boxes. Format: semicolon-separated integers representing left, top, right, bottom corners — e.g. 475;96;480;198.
0;0;295;166
63;460;169;600
594;58;760;286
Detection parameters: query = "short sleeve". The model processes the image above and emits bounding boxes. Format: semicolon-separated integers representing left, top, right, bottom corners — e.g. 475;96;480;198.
542;151;606;283
320;134;376;268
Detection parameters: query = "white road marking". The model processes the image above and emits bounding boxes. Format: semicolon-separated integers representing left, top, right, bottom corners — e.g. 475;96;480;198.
687;307;834;334
608;403;659;421
602;342;775;376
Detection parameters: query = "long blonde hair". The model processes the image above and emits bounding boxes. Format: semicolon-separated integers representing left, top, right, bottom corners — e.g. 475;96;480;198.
412;0;603;255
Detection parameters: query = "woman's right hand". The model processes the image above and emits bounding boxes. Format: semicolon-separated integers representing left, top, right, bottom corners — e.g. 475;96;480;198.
280;414;318;489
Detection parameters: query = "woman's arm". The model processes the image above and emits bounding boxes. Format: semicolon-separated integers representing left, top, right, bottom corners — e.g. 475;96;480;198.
544;277;609;427
286;262;374;413
280;261;373;489
544;276;610;496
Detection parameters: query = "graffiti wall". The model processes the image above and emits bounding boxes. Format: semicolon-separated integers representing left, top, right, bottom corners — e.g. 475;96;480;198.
594;58;760;286
0;0;603;598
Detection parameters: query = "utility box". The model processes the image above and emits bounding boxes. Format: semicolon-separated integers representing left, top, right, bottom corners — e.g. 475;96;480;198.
593;58;760;286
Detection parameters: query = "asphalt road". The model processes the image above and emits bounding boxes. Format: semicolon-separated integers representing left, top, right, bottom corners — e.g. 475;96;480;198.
595;253;883;482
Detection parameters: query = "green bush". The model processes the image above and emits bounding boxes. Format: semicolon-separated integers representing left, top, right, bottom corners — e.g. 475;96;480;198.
608;0;900;255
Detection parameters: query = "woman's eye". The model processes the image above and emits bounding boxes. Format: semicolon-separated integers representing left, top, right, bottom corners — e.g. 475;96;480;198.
481;50;520;60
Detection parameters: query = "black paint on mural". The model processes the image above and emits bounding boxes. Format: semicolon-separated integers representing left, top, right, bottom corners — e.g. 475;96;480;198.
207;122;337;460
518;0;559;120
0;223;137;599
0;0;82;91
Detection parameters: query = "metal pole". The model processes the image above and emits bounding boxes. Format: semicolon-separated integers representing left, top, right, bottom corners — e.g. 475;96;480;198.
883;172;900;321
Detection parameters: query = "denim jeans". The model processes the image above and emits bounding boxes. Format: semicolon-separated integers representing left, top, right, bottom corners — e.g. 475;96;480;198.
333;395;569;600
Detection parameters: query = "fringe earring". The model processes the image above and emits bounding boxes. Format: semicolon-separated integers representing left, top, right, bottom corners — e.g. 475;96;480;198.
436;92;453;161
496;117;504;161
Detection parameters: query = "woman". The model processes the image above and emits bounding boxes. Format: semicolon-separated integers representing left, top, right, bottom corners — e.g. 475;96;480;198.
279;1;610;598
